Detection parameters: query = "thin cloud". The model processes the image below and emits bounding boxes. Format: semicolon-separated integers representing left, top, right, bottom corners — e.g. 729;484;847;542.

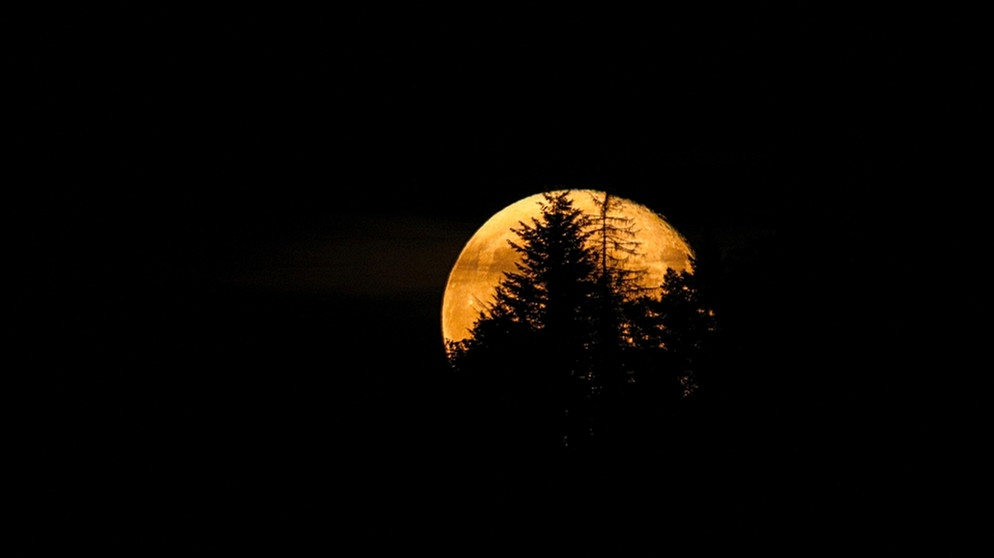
221;214;473;297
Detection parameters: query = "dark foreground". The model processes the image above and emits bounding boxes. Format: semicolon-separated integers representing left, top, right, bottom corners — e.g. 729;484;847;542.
15;285;980;556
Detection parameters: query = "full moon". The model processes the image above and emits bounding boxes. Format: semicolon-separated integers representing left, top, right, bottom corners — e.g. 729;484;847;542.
441;189;695;344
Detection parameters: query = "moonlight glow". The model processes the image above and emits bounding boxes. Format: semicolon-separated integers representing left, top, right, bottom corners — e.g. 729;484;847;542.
441;190;695;344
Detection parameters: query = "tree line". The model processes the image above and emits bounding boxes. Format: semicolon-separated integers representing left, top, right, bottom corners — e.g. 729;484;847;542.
446;191;718;451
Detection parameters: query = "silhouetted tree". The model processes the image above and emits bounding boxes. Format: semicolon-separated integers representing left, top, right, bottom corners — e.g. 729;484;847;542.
585;192;649;441
655;260;718;394
449;191;600;448
622;257;718;440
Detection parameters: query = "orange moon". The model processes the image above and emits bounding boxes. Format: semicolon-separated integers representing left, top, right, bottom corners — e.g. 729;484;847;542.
441;189;695;344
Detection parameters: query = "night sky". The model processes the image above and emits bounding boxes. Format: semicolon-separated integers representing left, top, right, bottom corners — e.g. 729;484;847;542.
18;7;984;554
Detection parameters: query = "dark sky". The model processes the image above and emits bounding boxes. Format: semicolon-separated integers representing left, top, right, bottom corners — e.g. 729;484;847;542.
19;6;984;553
28;6;976;355
32;7;959;297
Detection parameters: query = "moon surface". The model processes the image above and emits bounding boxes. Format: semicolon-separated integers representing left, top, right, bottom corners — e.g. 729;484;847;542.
442;190;695;344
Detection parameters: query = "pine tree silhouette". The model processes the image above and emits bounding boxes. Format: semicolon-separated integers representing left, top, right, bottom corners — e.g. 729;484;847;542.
449;191;599;448
623;258;718;439
585;192;649;442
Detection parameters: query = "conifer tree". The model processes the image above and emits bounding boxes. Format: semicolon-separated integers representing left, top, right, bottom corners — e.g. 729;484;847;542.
590;192;648;299
625;258;717;404
448;191;600;447
585;192;650;439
